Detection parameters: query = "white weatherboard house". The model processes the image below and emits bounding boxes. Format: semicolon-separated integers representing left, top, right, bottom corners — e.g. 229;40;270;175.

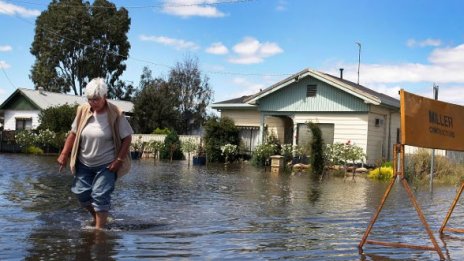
211;68;401;165
0;88;133;131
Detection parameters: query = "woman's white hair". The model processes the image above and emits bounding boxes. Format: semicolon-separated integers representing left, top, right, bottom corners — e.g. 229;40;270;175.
85;78;108;98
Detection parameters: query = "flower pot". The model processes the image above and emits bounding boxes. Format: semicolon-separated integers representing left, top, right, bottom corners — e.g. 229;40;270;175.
131;151;141;160
193;156;206;165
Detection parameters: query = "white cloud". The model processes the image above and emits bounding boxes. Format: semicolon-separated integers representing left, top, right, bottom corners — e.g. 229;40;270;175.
233;77;266;96
162;0;225;18
276;0;287;11
0;1;40;17
336;44;464;85
228;37;283;64
0;45;12;52
0;60;10;69
425;86;464;105
325;43;464;105
368;83;402;99
406;38;442;48
206;42;228;55
428;44;464;66
139;34;199;50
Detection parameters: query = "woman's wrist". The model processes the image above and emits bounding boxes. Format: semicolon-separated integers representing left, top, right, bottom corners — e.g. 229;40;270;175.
116;157;124;162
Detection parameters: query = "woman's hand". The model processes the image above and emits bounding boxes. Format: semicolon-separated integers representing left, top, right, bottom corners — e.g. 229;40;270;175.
57;132;76;173
57;153;68;172
108;158;124;173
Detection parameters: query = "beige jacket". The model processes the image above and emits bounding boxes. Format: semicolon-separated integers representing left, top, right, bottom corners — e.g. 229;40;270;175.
69;101;131;178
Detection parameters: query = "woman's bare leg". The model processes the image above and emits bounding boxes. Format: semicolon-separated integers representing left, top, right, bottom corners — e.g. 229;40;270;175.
85;205;97;226
95;211;109;229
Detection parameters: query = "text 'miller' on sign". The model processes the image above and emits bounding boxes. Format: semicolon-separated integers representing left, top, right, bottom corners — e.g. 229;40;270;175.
400;89;464;151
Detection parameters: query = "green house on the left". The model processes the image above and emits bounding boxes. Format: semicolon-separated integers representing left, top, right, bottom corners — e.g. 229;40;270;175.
0;87;133;131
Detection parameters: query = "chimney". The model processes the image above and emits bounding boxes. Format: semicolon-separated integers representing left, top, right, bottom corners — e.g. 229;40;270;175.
38;86;44;94
339;68;344;79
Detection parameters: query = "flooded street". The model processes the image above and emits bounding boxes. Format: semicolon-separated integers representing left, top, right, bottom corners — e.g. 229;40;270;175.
1;153;463;260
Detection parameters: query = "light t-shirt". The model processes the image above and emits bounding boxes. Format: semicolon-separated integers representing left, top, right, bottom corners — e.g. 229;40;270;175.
71;112;133;167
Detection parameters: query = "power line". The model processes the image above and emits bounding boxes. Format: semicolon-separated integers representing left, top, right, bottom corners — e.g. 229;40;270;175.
1;0;291;79
0;64;16;88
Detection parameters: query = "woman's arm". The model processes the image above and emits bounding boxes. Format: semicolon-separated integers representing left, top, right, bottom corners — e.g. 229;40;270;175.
57;132;76;172
108;135;132;173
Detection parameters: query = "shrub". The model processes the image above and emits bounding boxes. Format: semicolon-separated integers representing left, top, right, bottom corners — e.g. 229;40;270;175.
203;116;240;162
265;131;281;155
52;132;68;152
26;145;44;155
15;130;38;152
221;143;238;163
160;131;184;160
281;143;293;165
181;138;198;164
36;129;56;153
38;104;77;133
405;148;464;185
147;140;164;159
251;143;277;166
368;166;394;180
308;122;325;175
152;127;171;135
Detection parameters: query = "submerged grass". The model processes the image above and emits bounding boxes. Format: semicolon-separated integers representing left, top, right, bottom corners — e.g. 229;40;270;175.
405;149;464;187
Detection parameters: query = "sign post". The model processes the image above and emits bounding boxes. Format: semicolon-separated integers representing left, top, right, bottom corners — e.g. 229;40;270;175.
430;84;439;192
358;89;464;260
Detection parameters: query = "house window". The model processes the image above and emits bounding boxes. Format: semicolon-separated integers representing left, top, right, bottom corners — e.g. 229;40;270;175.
16;117;32;130
237;126;259;154
297;123;334;145
306;85;317;97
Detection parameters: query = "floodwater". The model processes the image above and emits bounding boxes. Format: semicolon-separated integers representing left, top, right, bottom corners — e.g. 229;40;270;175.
0;154;463;260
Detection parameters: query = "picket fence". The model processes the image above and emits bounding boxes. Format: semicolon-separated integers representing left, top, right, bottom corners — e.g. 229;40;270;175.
131;134;202;145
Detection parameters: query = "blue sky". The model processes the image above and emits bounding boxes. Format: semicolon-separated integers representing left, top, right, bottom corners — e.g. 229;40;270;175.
1;0;464;106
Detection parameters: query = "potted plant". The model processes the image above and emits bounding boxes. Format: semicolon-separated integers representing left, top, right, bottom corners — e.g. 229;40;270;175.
193;144;206;166
130;136;143;160
221;143;238;165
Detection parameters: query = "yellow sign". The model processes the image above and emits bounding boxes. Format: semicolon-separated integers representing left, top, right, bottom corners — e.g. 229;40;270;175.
401;90;464;151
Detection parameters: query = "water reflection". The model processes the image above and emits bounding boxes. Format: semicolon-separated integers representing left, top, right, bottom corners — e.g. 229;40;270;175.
0;154;464;260
24;228;120;260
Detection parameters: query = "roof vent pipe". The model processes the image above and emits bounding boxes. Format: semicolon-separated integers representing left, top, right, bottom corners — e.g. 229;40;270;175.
339;68;344;79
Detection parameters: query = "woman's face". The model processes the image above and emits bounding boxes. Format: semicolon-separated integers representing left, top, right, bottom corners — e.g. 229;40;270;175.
87;96;106;113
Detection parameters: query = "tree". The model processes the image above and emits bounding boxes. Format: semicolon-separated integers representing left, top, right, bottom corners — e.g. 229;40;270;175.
30;0;131;97
308;122;325;176
168;56;213;134
38;104;77;133
110;80;134;100
131;67;179;133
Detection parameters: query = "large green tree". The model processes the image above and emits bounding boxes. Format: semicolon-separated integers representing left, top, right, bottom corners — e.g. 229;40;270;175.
30;0;130;98
131;67;179;133
168;56;213;134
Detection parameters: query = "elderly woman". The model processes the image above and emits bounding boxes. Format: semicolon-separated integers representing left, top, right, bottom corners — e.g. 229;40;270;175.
57;78;133;229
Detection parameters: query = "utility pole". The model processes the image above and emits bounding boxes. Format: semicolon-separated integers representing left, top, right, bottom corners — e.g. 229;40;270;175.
430;83;439;193
356;42;361;85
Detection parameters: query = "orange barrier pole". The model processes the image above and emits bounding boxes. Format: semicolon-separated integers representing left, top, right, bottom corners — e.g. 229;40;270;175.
439;181;464;234
359;144;445;260
358;144;399;251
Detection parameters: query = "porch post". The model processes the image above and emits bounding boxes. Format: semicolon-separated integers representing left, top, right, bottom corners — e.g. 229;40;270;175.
292;123;298;156
258;113;265;145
